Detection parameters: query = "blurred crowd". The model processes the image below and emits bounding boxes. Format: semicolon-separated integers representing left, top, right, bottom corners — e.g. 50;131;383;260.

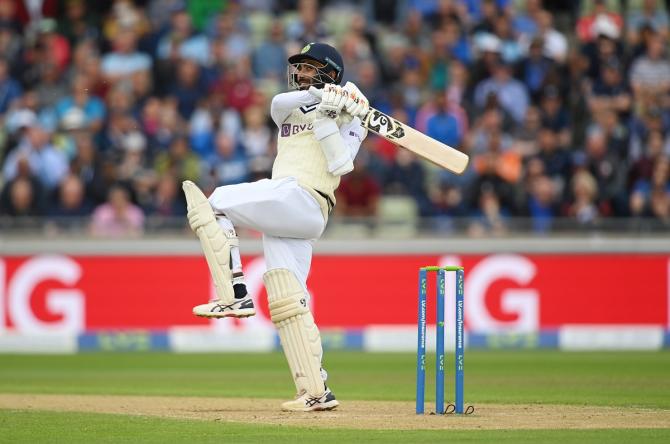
0;0;669;237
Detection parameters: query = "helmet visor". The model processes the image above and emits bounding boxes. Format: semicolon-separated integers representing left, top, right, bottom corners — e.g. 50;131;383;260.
287;60;337;91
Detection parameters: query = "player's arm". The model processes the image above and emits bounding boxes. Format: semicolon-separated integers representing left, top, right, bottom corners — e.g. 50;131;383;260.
311;84;352;176
270;90;318;127
310;82;370;176
339;116;368;162
339;82;369;161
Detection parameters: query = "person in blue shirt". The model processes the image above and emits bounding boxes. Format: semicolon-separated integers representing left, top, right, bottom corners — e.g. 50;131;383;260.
426;91;462;148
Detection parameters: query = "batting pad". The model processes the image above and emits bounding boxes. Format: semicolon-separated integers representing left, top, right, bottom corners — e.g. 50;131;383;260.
183;180;237;305
265;268;325;397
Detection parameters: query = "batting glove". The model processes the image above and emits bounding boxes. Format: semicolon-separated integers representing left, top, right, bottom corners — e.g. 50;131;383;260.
342;82;370;119
314;84;347;120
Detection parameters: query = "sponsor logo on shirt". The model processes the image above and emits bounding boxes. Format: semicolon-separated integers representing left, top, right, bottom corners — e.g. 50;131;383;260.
281;123;314;136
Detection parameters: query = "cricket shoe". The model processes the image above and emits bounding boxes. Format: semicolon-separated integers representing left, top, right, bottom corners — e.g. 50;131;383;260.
192;295;255;318
281;387;339;412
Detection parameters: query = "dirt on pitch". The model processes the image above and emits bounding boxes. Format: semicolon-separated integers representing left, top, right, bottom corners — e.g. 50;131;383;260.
1;394;670;430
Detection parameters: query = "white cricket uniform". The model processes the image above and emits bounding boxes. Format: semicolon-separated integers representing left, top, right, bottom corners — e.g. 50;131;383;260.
207;90;367;292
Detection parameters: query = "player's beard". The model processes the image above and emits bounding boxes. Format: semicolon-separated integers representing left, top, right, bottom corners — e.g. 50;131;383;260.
287;63;336;91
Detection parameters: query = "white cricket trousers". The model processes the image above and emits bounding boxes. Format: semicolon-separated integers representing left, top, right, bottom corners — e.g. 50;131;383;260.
207;177;326;293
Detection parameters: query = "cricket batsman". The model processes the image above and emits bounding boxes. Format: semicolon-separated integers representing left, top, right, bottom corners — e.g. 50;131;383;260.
182;42;369;411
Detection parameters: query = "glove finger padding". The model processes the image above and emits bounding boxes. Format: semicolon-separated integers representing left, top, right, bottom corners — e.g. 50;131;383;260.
317;84;346;119
328;85;347;109
342;82;369;118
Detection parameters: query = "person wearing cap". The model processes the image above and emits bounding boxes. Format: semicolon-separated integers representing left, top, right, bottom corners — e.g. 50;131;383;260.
576;0;624;43
181;42;369;412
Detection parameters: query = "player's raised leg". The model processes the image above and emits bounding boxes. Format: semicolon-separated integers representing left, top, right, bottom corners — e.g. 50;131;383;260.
264;268;339;411
182;180;255;318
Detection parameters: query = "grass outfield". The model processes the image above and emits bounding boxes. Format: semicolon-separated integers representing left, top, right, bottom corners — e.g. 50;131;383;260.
0;351;669;442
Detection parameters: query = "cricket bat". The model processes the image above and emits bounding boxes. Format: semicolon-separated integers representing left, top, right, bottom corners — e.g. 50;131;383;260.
309;86;469;175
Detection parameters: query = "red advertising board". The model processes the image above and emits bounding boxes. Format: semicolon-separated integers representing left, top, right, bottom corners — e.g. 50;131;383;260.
0;254;668;333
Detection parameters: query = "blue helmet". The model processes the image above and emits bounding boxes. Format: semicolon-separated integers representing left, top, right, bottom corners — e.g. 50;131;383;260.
288;42;344;86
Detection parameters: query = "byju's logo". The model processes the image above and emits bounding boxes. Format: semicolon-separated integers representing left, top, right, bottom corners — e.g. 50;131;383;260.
281;124;291;137
281;123;313;137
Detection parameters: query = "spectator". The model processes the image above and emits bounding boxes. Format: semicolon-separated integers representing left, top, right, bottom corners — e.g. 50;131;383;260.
474;60;529;123
211;56;256;114
89;183;144;237
336;154;381;218
384;150;432;216
493;14;522;64
472;0;498;35
0;0;22;33
515;37;555;102
252;19;288;81
576;0;623;43
628;106;670;161
145;174;185;218
209;131;249;186
647;157;670;226
0;175;45;217
426;92;462;149
466;107;513;156
581;127;628;215
630;155;670;221
47;174;92;225
207;10;251;60
629;33;670;100
56;0;100;47
626;0;668;45
563;168;601;226
534;10;568;64
69;132;108;204
101;26;152;84
512;106;542;157
54;74;106;133
468;184;509;237
581;14;624;83
0;56;21;113
539;85;571;147
526;173;559;233
32;18;71;73
430;182;469;231
168;58;206;119
34;62;68;110
470;32;503;88
2;122;68;190
154;135;200;183
116;130;149;182
156;5;210;66
588;57;631;117
534;126;572;193
629;130;669;188
240;105;272;160
511;0;541;37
